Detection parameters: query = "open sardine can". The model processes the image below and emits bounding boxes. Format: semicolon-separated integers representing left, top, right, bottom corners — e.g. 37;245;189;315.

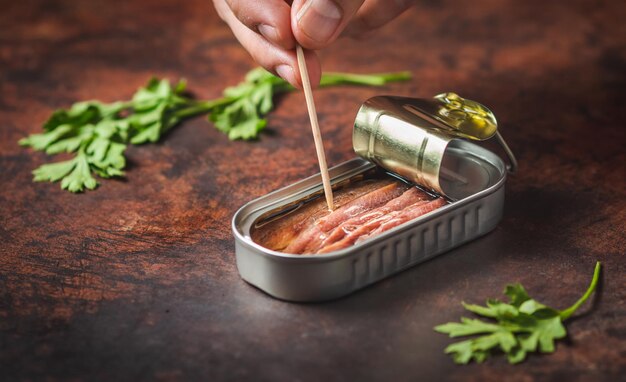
232;93;517;302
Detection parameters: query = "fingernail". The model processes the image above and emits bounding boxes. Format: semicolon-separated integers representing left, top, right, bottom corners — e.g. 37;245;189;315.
275;64;296;85
296;0;342;44
258;24;279;44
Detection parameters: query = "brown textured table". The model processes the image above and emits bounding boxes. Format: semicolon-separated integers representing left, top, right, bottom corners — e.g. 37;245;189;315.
1;1;625;381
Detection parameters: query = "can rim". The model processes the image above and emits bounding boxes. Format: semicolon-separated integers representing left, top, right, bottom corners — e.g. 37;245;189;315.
232;156;506;262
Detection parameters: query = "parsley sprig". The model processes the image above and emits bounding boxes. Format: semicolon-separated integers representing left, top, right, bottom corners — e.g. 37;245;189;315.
435;261;601;364
20;68;411;192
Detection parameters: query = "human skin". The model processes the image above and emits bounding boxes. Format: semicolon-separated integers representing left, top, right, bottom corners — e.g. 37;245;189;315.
213;0;414;87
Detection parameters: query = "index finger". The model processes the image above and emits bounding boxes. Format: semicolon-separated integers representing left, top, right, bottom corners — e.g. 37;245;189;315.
225;0;296;49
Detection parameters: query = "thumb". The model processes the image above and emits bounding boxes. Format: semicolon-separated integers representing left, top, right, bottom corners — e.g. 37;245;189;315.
291;0;365;49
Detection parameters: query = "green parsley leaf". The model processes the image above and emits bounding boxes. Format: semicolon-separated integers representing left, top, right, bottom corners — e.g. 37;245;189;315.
209;68;412;140
60;150;98;192
20;68;412;192
32;158;76;183
435;261;601;364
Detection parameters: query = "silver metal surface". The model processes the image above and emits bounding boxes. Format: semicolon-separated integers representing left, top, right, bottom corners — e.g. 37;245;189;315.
232;140;507;302
354;96;453;195
353;95;517;197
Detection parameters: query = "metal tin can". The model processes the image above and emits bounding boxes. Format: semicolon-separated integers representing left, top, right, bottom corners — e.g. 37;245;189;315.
232;95;509;302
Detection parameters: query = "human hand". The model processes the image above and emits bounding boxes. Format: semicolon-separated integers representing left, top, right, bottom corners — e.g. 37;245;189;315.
213;0;414;88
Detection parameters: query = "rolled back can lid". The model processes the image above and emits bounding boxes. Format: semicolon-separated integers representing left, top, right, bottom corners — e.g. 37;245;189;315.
353;95;499;197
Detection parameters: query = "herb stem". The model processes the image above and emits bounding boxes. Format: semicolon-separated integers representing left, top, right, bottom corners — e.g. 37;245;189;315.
265;71;412;91
559;261;601;320
173;97;233;119
320;71;412;87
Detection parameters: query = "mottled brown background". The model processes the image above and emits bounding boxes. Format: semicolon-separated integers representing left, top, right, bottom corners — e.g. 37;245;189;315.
0;0;624;381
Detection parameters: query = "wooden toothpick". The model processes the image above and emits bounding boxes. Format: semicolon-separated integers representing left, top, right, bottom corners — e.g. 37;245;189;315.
295;45;334;211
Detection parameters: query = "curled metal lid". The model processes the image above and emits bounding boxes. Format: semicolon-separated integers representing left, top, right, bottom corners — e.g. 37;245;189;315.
353;93;516;197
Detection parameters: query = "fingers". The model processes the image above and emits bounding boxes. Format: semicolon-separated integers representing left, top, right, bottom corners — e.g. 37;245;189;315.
214;0;411;86
224;0;296;49
344;0;414;38
214;0;321;88
291;0;366;49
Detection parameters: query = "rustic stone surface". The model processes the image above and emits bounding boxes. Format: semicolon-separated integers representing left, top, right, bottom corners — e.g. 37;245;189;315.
0;0;624;380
